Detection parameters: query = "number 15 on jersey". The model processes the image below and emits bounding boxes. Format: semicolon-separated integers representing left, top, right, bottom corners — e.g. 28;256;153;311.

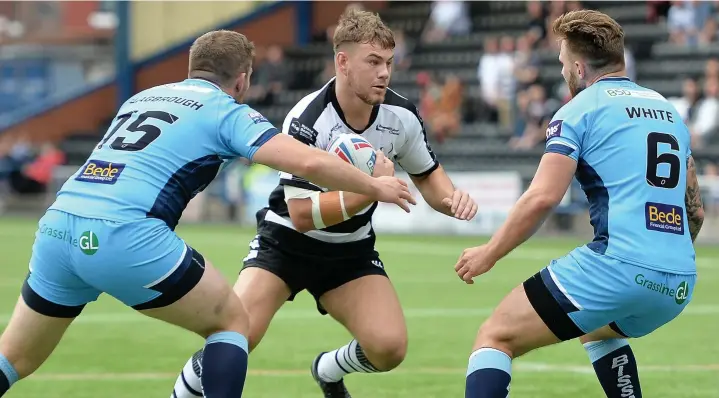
98;111;179;152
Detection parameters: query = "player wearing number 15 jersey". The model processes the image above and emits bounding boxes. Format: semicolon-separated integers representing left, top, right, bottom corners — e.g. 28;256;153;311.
0;30;414;398
454;11;705;398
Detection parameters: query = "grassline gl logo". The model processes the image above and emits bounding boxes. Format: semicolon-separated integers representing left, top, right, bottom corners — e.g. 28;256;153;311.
634;274;690;305
79;231;99;255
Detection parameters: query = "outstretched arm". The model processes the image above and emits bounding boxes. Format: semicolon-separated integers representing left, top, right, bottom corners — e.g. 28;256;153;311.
685;155;705;242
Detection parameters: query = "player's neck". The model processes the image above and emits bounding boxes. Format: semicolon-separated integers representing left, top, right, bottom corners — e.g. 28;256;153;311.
588;69;628;86
334;79;374;130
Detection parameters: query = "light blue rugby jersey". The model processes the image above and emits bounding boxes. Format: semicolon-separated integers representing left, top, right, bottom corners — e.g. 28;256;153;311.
50;78;278;230
545;77;695;274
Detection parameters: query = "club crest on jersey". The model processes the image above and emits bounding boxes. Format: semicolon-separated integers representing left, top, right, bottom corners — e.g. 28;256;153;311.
75;160;125;185
546;120;562;139
248;111;268;125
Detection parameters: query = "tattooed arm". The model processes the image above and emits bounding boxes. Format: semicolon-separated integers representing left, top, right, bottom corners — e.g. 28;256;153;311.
685;156;705;242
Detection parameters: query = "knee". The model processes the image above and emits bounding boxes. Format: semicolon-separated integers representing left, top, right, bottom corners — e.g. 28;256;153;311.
474;318;516;358
202;287;250;339
2;352;37;380
360;332;408;371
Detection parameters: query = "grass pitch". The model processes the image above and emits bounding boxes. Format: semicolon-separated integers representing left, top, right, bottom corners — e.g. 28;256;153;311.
0;218;717;397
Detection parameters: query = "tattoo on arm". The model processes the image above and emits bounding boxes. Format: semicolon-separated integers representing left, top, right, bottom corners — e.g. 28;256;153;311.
685;156;704;242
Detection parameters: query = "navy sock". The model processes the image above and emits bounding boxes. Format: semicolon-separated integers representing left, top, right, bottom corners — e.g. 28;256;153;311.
201;331;249;398
465;348;512;398
0;354;18;396
584;339;642;398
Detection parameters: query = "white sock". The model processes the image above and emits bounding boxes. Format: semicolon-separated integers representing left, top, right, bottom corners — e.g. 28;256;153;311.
317;339;380;382
171;350;203;397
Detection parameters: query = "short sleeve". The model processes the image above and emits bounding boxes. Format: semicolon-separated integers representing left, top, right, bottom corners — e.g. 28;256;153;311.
276;113;324;192
544;100;588;162
217;102;279;161
395;107;439;177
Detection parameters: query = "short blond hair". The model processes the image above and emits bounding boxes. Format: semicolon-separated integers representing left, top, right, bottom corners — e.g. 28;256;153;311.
333;9;395;52
552;10;625;72
189;30;255;86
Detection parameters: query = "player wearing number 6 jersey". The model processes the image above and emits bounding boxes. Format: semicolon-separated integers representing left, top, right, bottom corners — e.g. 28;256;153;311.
0;30;414;398
455;11;704;398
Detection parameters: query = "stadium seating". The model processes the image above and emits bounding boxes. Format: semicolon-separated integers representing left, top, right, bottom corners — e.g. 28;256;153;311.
247;1;719;181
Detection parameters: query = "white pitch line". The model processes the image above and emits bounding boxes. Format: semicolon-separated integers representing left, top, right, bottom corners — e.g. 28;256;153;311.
0;304;716;326
25;362;719;382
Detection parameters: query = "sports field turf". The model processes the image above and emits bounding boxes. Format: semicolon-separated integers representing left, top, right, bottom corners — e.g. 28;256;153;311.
0;217;717;397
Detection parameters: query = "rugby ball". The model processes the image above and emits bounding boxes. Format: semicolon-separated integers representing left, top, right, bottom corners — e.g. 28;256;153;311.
327;134;377;175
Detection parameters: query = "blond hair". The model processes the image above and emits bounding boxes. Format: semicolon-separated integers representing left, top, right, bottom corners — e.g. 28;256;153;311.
189;30;255;86
333;9;395;52
552;10;625;72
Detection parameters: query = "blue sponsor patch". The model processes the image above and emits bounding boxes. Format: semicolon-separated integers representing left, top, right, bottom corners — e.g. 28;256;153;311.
546;119;563;139
645;202;684;235
248;111;268;124
75;160;125;185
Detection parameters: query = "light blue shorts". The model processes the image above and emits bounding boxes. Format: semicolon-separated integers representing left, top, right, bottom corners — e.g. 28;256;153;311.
24;210;205;317
524;246;696;339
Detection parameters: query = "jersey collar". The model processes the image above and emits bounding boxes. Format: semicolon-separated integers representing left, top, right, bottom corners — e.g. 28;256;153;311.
186;77;222;91
328;79;381;135
595;76;631;83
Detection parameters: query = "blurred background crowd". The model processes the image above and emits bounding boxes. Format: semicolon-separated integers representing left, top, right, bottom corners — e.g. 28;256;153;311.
2;0;719;241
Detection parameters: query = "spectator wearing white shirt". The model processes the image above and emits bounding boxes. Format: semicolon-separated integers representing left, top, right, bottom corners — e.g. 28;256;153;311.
668;77;700;123
667;0;716;46
421;0;471;43
690;77;719;148
478;36;515;128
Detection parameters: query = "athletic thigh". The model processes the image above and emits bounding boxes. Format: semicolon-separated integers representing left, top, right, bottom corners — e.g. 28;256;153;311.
140;259;248;338
0;296;76;378
476;283;561;358
234;266;292;352
241;234;310;304
307;252;389;315
319;272;407;358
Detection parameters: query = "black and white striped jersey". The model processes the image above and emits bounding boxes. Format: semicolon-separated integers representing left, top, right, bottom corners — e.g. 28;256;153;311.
255;77;439;256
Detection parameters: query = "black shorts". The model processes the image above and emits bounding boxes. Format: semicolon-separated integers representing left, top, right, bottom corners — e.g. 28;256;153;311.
240;234;388;315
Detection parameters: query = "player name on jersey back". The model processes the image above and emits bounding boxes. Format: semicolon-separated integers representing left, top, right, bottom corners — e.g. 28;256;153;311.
545;77;696;274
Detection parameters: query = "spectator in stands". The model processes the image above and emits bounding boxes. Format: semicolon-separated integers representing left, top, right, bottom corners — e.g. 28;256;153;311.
393;29;412;71
648;1;672;23
509;84;560;150
497;35;517;129
545;0;569;50
513;34;541;94
667;0;717;46
478;36;500;122
705;58;719;80
246;45;289;106
417;72;464;144
478;36;514;127
690;76;719;148
565;1;583;12
526;1;546;48
421;0;471;43
9;142;65;195
315;58;335;87
669;77;701;123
